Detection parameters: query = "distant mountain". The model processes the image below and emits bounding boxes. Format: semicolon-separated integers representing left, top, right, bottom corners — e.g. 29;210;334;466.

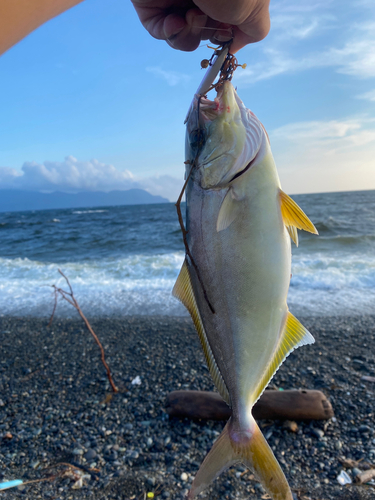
0;189;169;213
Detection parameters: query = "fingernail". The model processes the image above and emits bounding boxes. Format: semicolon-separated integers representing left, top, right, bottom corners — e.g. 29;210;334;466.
214;33;232;42
170;25;185;36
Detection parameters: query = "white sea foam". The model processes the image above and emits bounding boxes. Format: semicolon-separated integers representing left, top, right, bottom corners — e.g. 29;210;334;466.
0;251;374;317
0;253;186;317
72;210;109;214
288;252;375;316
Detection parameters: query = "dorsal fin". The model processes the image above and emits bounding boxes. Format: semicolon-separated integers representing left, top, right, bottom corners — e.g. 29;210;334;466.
252;311;314;404
279;189;318;245
172;259;230;405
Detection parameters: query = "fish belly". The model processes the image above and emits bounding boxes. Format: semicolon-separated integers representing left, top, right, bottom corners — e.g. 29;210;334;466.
186;153;291;424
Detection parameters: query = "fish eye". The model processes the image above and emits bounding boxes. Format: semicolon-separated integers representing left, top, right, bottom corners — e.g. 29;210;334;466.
189;128;206;153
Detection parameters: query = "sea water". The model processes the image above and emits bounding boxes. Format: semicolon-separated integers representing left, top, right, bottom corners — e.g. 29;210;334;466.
0;190;374;317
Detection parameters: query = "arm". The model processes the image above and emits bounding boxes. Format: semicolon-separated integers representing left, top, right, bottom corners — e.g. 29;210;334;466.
0;0;84;56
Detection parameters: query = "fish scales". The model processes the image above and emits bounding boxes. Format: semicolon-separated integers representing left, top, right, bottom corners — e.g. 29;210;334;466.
173;81;318;500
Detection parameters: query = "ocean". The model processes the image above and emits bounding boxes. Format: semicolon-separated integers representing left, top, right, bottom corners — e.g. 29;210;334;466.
0;190;374;318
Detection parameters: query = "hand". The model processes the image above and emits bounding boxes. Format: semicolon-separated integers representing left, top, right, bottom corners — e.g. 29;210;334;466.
131;0;270;53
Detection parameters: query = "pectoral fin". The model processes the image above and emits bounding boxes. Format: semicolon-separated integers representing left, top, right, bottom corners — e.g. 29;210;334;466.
253;311;314;404
172;259;230;405
279;189;318;245
217;188;240;232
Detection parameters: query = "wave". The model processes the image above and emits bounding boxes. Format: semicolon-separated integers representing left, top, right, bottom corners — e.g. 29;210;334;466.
72;210;109;214
1;250;375;317
288;252;375;316
0;253;186;317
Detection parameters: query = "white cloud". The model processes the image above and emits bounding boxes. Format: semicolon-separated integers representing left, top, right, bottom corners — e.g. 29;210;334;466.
237;14;375;83
271;17;320;39
0;156;134;192
139;174;183;202
270;7;336;41
272;0;334;14
0;156;182;202
0;166;22;184
146;66;190;86
357;89;375;102
272;119;363;142
326;35;375;79
270;116;375;194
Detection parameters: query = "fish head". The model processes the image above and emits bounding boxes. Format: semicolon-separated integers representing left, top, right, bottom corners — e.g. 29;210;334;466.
185;81;266;189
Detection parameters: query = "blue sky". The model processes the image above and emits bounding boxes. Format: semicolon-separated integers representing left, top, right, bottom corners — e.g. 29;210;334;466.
1;0;375;201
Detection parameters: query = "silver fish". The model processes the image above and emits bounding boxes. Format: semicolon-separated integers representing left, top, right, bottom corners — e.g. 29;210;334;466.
173;81;318;500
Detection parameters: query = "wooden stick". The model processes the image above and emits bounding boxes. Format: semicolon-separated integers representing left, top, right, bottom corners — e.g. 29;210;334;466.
166;389;334;421
49;269;118;393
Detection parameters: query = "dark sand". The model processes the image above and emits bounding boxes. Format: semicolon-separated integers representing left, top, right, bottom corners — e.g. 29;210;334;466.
0;315;374;500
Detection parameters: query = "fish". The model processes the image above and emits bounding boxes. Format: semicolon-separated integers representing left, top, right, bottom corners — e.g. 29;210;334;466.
173;81;318;500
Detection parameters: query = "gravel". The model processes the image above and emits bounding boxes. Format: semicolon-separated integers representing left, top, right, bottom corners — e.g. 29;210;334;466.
0;315;374;499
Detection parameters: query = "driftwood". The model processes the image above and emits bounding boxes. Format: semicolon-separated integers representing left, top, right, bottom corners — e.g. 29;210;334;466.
166;389;334;421
355;469;375;484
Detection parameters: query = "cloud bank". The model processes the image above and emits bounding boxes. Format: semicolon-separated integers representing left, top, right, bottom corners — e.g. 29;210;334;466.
0;156;182;202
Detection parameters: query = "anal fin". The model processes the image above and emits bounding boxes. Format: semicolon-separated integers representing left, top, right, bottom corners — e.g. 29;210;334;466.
279;189;318;245
172;259;230;405
253;311;314;404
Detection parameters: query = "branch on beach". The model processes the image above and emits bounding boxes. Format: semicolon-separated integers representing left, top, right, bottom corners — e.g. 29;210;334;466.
49;269;118;393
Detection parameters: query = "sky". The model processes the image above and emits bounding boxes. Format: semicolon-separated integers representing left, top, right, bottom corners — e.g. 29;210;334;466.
0;0;375;201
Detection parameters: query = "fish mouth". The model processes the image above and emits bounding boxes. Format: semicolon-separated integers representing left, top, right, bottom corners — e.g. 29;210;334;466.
198;82;235;125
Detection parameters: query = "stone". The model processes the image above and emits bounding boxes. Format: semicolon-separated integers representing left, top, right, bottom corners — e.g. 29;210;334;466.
352;468;362;478
311;428;324;439
146;477;156;487
334;440;342;450
106;450;118;461
84;449;97;461
283;421;298;433
128;450;139;460
359;425;371;433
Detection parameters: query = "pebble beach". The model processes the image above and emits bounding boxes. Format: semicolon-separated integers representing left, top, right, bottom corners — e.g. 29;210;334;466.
1;314;375;500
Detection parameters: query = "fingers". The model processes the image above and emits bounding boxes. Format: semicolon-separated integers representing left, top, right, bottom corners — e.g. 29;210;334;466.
209;2;270;53
131;0;271;53
165;8;207;52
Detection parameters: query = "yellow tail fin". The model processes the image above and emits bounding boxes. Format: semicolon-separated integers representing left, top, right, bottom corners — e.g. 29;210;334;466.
188;416;292;500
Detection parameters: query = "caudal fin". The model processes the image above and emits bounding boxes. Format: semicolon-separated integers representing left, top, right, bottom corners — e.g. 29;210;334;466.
188;417;292;500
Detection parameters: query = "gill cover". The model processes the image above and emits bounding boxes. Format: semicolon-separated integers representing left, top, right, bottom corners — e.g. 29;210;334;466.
185;82;266;189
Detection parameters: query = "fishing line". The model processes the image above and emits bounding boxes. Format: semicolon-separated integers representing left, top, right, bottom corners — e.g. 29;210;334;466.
175;95;215;315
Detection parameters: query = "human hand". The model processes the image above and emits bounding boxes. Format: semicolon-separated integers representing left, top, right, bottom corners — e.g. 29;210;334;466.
131;0;270;53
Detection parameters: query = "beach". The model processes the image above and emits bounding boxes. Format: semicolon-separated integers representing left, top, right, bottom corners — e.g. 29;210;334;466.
1;314;374;500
